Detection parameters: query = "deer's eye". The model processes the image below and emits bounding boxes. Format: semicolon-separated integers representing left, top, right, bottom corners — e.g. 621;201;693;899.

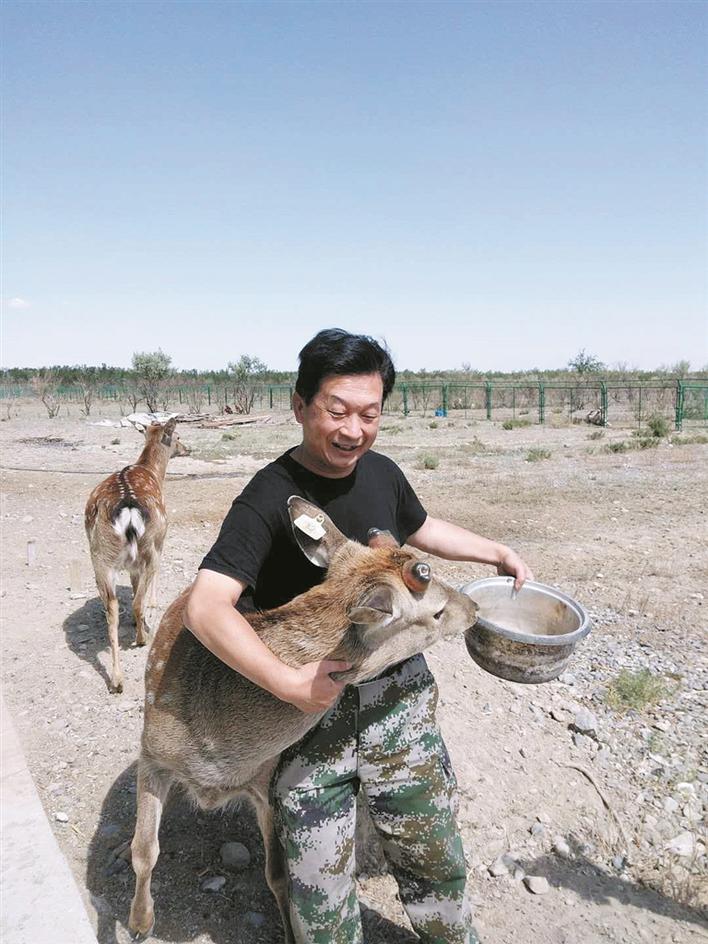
433;607;445;621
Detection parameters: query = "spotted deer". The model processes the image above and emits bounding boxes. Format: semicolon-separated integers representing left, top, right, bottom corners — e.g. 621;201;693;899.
128;496;479;942
84;417;189;693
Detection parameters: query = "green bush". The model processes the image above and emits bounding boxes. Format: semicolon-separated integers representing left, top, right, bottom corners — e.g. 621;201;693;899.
636;436;659;449
606;669;665;711
587;429;605;440
670;433;708;445
646;413;670;438
605;440;628;453
502;419;531;430
526;447;552;462
429;421;438;429
419;454;439;470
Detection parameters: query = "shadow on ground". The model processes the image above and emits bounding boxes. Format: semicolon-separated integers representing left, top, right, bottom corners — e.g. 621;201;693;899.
63;589;149;691
86;765;417;944
518;835;706;930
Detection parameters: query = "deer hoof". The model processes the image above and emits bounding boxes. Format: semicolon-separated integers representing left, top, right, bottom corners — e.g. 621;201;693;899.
110;677;124;694
129;919;155;941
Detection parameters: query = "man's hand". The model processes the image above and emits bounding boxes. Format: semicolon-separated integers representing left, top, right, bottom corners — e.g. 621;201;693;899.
277;660;353;713
497;549;534;591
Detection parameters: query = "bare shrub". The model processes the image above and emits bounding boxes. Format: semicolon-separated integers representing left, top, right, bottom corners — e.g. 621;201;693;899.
30;372;61;418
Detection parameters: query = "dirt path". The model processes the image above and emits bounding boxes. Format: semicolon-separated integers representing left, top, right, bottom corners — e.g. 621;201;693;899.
1;404;706;943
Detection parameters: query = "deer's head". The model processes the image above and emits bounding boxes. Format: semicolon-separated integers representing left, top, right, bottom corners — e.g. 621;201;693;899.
287;496;478;679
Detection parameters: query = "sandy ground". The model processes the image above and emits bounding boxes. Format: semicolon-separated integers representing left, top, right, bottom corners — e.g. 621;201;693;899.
1;399;706;944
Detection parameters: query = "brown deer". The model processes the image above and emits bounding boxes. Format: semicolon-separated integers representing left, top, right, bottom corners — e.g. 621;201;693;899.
128;495;479;942
84;417;190;693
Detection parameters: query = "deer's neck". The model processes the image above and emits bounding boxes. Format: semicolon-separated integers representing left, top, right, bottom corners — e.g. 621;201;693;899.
135;440;170;481
253;593;364;667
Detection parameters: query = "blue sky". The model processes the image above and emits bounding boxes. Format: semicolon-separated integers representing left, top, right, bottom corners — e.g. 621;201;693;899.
2;1;706;372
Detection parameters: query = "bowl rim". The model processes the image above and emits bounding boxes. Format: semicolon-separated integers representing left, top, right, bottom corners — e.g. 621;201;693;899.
459;575;591;647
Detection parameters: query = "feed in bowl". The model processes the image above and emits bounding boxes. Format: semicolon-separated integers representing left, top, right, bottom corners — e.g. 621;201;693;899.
459;577;590;684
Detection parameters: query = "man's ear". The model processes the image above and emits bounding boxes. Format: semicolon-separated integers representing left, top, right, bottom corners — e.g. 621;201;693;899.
288;496;348;568
292;392;305;425
347;586;396;627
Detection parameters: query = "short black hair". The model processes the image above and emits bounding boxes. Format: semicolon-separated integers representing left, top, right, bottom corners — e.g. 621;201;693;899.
295;328;396;405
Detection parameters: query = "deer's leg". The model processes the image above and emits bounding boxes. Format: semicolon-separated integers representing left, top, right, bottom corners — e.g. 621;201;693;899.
129;762;172;938
249;762;290;940
96;569;122;693
131;552;159;647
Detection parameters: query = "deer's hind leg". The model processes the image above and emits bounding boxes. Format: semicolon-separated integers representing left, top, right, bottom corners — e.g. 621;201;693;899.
94;565;122;693
129;761;172;938
247;761;294;942
130;547;160;647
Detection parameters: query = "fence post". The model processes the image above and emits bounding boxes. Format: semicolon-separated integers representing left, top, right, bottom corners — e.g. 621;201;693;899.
402;385;409;416
675;380;684;431
538;382;545;424
600;382;608;426
485;382;492;420
442;384;448;416
207;385;211;406
269;386;273;409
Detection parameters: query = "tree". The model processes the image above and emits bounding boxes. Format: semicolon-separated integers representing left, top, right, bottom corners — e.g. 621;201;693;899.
30;371;61;418
226;355;268;414
132;349;173;412
567;349;605;374
72;365;99;416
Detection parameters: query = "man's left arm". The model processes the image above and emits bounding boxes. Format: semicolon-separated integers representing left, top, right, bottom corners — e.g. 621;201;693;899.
407;515;533;591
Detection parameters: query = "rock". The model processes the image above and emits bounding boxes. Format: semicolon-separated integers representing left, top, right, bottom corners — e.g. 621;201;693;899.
530;822;546;838
612;855;626;871
220;841;251;870
573;732;595;751
665;832;695;857
54;811;68;822
488;853;517;877
558;672;576;685
201;875;227;893
663;797;679;814
488;856;510;877
553;837;571;858
523;875;550;895
573;709;598;736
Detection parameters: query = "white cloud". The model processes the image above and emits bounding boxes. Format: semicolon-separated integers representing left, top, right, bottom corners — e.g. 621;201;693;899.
6;297;31;310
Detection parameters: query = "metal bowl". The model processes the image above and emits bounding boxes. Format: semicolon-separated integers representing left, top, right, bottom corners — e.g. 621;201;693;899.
459;576;590;684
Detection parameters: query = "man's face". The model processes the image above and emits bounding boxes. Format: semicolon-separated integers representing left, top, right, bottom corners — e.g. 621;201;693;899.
293;372;384;477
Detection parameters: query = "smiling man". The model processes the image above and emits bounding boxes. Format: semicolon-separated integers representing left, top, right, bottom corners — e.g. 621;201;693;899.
185;328;532;944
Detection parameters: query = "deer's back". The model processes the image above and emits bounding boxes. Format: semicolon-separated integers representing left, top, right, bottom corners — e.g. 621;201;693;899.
141;591;323;794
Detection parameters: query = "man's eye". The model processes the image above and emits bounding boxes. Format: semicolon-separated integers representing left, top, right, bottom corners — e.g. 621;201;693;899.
362;415;379;422
329;411;346;419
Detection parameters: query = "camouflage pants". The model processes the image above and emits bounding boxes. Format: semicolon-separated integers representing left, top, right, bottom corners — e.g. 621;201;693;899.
272;654;480;944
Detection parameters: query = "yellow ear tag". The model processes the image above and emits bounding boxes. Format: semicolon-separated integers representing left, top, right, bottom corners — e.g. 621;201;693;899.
294;513;326;541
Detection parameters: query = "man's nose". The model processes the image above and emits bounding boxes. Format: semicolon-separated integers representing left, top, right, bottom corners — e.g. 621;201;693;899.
340;415;362;439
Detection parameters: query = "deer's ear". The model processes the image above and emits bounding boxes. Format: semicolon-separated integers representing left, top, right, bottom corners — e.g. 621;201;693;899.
287;496;348;568
348;586;396;627
164;416;178;436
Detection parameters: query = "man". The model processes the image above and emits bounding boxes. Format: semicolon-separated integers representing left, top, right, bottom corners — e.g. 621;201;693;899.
185;328;532;944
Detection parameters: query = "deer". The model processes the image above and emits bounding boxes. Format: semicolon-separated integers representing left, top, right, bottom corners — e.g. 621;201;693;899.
128;495;479;942
84;417;190;694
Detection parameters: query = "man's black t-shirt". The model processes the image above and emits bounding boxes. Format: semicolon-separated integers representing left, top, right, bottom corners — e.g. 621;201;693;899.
199;448;427;610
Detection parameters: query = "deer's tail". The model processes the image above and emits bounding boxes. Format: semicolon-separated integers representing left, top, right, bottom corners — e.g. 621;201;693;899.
111;501;148;562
